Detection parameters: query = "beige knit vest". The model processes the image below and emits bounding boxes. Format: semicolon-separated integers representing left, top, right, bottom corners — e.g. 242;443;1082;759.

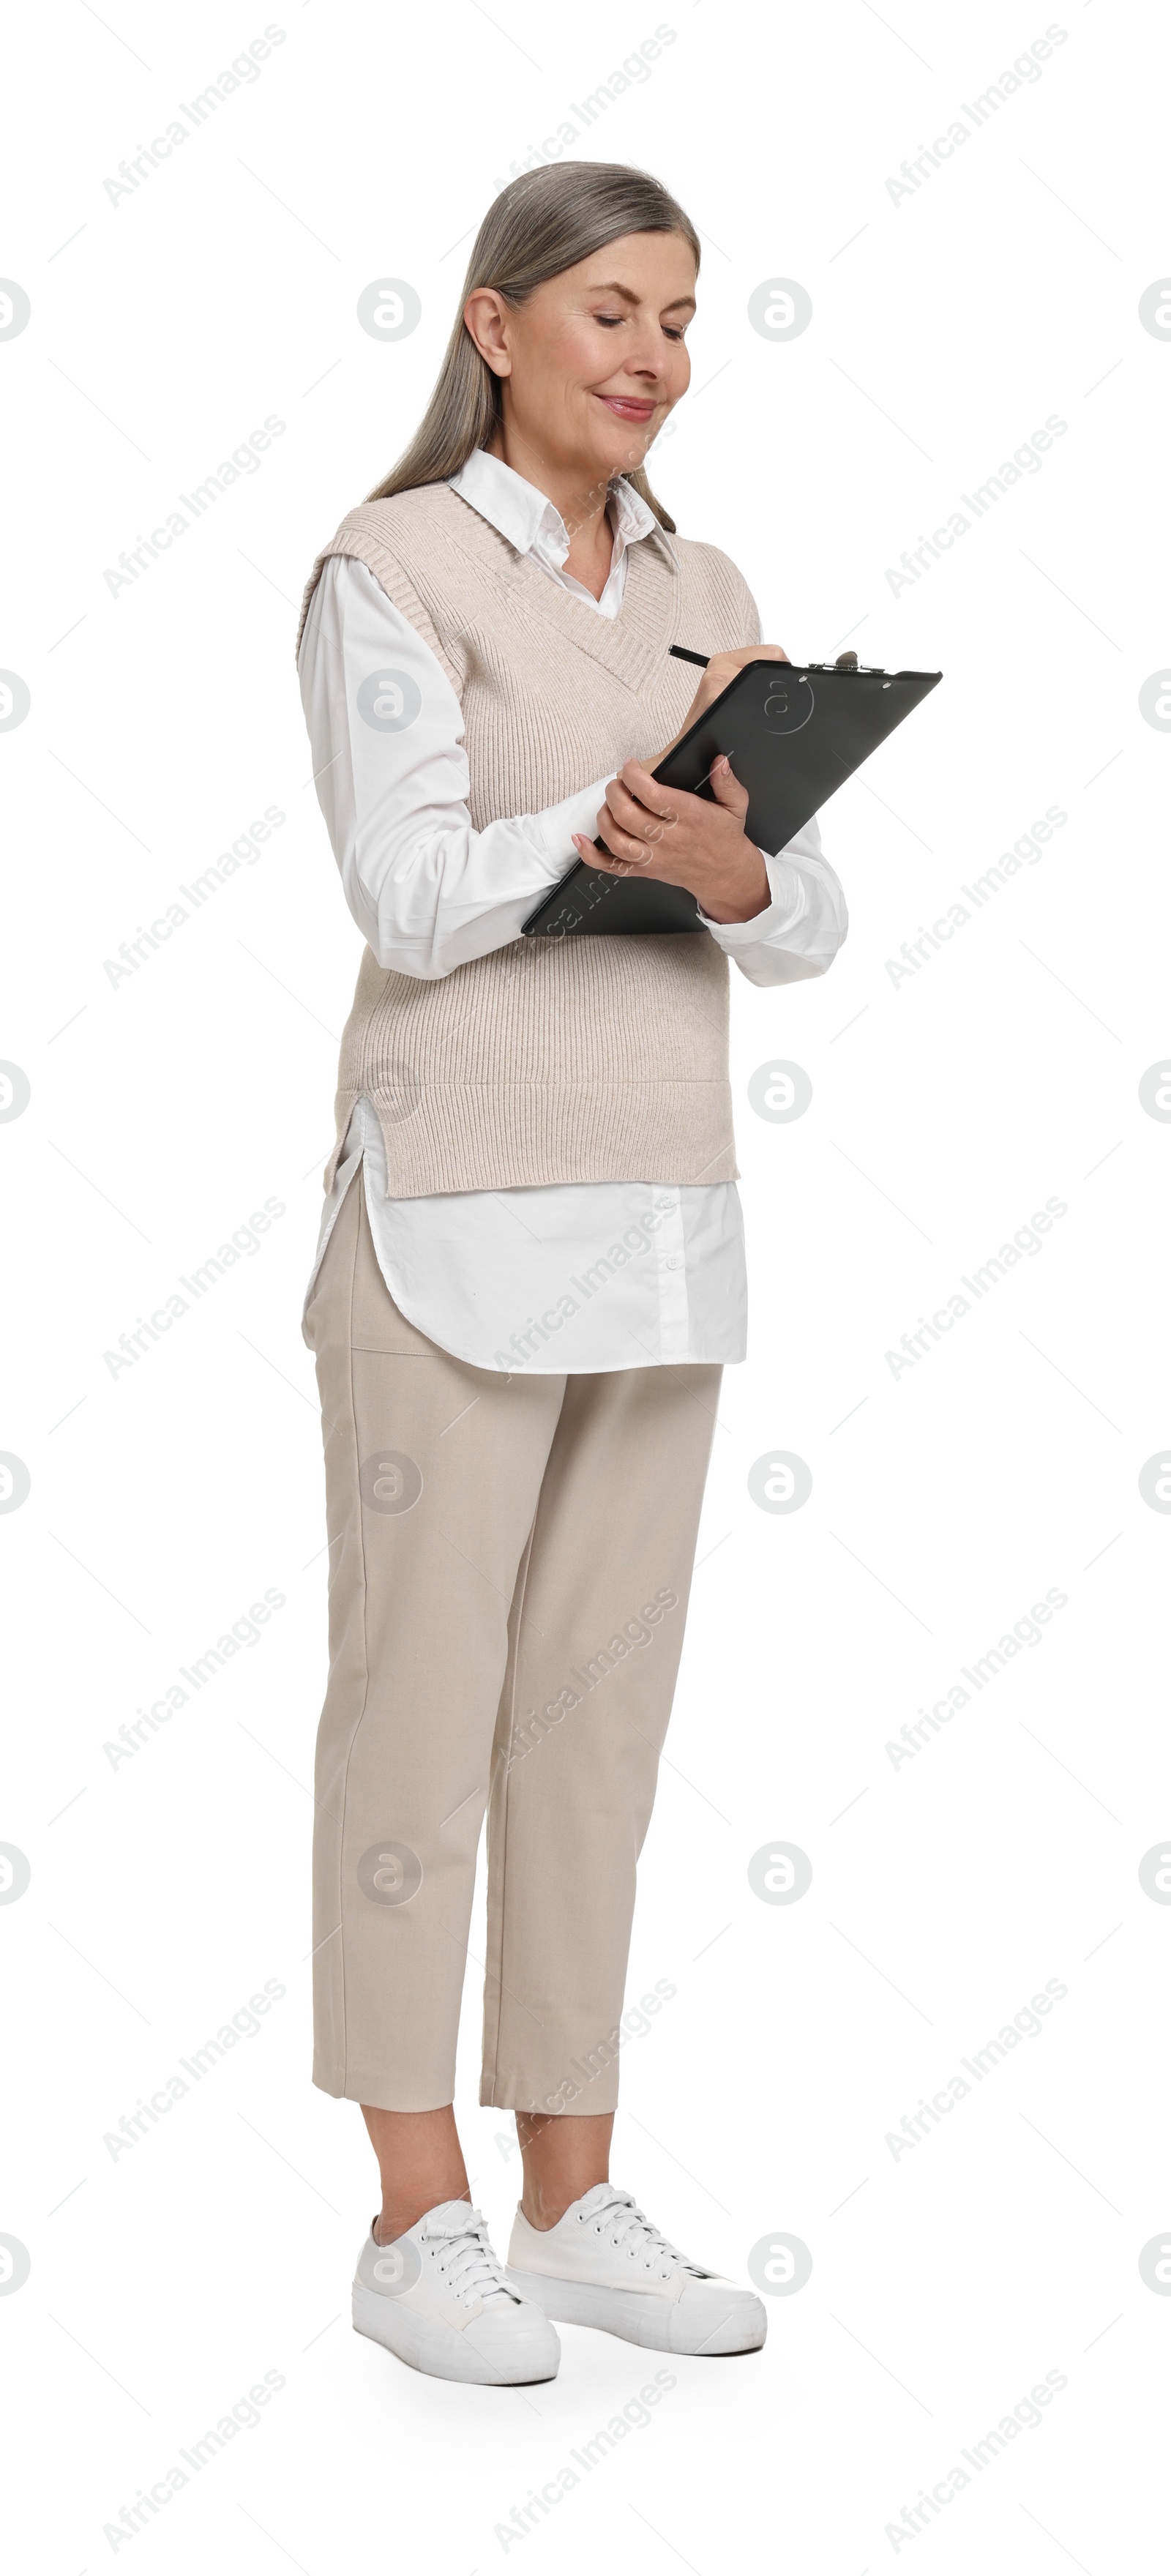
296;479;760;1197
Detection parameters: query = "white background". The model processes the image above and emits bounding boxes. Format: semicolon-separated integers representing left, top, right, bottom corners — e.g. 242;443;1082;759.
3;2;1170;2567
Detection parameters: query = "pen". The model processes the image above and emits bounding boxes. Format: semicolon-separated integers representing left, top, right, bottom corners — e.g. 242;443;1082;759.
670;644;861;671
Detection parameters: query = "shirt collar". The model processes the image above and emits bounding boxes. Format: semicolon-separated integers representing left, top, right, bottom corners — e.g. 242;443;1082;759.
449;447;659;565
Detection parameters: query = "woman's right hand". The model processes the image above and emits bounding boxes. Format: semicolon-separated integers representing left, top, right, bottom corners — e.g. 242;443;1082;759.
656;643;791;762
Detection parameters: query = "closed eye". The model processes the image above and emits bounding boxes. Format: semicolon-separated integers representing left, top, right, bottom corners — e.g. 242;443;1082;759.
595;313;687;341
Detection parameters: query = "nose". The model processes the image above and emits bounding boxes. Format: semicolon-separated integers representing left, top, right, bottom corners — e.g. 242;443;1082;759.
630;339;670;381
618;322;675;384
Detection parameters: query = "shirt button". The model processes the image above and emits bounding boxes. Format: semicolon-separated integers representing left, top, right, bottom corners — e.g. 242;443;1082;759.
665;1252;683;1271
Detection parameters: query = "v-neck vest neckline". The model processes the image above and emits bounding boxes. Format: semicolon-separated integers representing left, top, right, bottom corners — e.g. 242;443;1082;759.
441;484;684;694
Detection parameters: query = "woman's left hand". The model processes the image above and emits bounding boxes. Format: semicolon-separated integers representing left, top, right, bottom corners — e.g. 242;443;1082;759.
574;753;770;926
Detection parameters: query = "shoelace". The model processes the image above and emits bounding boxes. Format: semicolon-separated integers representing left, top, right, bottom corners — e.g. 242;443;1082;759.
580;2190;702;2279
423;2209;515;2304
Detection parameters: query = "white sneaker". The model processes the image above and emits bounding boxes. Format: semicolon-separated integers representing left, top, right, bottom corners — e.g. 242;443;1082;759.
353;2199;560;2385
505;2182;767;2356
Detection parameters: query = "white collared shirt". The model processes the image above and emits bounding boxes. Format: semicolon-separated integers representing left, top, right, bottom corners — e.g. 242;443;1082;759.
457;444;651;617
298;449;848;1371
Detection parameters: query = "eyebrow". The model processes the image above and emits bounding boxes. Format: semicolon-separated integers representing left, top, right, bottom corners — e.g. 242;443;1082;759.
588;282;697;313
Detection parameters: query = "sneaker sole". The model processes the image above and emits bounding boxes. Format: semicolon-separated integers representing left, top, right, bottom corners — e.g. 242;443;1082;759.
504;2268;766;2356
353;2284;560;2385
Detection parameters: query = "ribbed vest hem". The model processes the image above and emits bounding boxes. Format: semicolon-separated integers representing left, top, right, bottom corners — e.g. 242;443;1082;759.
330;1080;738;1197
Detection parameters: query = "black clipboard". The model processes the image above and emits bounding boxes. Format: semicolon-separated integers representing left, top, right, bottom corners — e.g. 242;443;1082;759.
522;657;942;937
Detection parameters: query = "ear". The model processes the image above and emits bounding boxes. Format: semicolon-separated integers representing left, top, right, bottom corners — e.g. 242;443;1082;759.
463;287;513;378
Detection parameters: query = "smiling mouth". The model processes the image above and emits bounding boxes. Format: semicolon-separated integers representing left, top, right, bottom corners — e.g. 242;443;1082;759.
596;395;657;421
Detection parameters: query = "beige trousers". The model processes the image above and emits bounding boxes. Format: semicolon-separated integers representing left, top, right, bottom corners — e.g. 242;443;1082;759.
303;1179;720;2115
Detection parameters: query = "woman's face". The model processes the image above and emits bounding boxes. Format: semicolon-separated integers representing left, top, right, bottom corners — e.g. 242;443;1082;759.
468;230;697;498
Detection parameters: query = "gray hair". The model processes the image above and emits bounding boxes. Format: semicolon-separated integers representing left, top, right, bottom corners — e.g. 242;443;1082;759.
367;162;700;531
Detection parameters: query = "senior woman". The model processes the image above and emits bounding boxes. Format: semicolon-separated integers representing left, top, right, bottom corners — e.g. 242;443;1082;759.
297;159;847;2387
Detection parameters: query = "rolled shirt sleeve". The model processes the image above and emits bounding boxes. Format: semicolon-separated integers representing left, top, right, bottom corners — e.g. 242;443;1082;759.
697;813;850;986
